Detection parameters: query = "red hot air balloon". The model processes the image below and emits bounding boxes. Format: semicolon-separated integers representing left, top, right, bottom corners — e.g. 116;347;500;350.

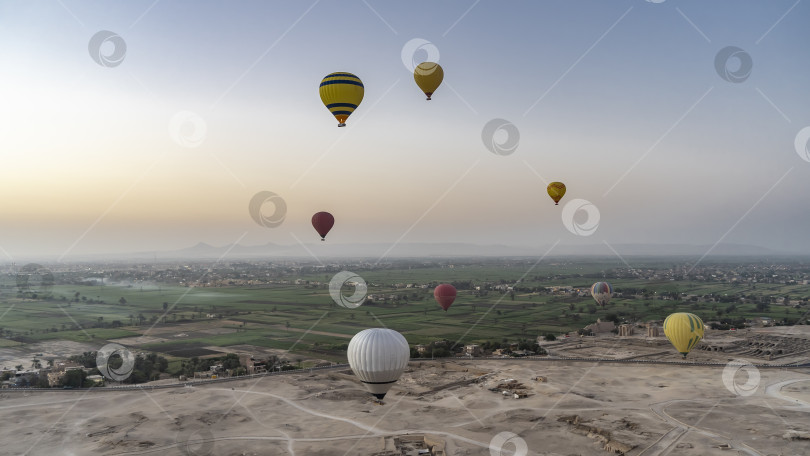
311;212;334;241
434;284;457;311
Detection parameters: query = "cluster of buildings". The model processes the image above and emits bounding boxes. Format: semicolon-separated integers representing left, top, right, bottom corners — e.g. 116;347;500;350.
238;354;272;375
1;360;104;388
548;319;664;339
374;435;445;456
412;341;537;359
608;263;810;285
550;313;788;345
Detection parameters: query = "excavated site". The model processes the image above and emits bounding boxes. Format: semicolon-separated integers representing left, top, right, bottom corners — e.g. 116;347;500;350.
1;356;808;456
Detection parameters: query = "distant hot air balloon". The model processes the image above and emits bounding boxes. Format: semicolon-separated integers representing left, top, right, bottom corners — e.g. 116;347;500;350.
547;182;566;205
347;328;410;401
413;62;443;100
434;284;457;311
663;312;705;358
311;212;334;241
319;72;364;127
590;282;612;308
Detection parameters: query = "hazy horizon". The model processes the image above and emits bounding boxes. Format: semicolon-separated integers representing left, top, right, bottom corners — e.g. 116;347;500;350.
1;239;807;264
2;1;809;261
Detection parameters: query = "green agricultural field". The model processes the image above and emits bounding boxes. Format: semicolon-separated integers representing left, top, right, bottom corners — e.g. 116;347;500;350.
0;338;22;347
1;258;808;365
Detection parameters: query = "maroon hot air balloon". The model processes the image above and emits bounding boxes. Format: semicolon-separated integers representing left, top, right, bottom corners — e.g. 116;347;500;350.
433;284;457;312
311;211;334;241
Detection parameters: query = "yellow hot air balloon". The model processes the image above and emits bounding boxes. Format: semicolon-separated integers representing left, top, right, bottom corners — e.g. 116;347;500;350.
547;182;566;205
413;62;443;100
663;312;704;358
319;72;364;127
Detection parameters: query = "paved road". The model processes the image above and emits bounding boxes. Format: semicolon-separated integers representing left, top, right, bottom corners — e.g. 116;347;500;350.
4;356;807;394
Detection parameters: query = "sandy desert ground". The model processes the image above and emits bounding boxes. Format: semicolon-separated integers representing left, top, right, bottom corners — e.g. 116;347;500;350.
0;340;100;372
1;358;808;456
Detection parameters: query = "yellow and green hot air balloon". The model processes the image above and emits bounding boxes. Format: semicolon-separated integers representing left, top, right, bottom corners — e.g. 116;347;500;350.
413;62;443;100
663;312;704;358
319;72;364;127
547;182;566;205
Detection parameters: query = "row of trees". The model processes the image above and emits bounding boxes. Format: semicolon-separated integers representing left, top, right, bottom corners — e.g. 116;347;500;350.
177;353;244;378
68;351;169;384
408;339;543;359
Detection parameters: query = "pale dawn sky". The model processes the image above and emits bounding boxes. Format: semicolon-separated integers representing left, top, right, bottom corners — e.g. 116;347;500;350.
1;0;809;259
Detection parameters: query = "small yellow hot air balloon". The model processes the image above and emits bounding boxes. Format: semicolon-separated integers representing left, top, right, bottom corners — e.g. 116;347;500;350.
413;62;443;100
547;182;566;205
319;72;364;127
663;312;704;358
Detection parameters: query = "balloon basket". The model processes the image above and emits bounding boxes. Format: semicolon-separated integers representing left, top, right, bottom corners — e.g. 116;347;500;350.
338;123;346;127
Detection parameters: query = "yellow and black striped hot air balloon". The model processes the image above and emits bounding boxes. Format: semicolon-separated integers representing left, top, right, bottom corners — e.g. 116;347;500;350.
319;72;364;127
663;312;705;358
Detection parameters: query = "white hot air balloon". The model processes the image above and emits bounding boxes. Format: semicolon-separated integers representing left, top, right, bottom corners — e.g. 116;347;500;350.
347;328;410;401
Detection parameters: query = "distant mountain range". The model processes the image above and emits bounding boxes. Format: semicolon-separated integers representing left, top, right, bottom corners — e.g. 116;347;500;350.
107;241;791;261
